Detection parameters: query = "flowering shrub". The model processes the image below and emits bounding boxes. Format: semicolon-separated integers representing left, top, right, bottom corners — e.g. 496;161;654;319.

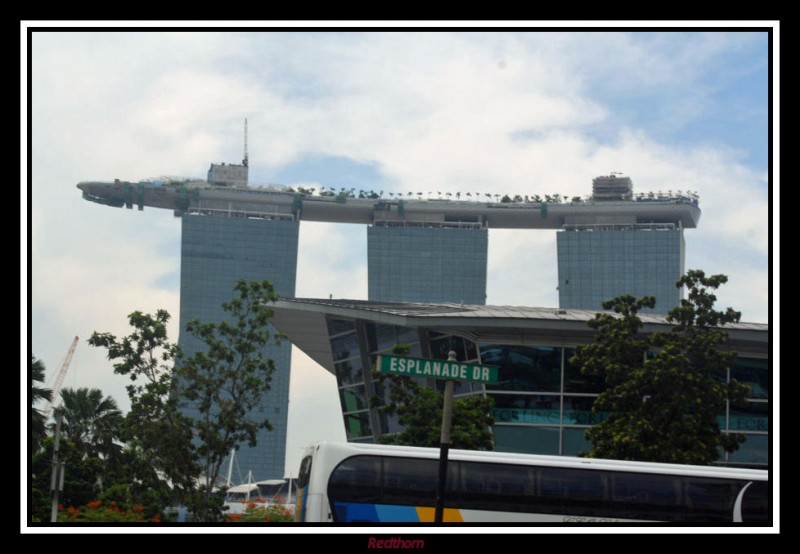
226;498;294;523
57;500;161;523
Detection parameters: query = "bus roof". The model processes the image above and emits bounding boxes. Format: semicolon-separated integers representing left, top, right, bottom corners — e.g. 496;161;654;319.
304;441;768;481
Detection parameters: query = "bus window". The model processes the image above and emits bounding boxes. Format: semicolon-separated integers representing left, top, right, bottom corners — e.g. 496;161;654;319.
538;467;607;516
609;472;681;521
684;479;741;522
328;456;382;503
297;455;312;488
458;461;532;511
382;457;442;505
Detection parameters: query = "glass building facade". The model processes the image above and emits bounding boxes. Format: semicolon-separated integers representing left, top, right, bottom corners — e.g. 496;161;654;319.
178;214;299;481
556;226;685;314
309;309;769;468
367;225;488;304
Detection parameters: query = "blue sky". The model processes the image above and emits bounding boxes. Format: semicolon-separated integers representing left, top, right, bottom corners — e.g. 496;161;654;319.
26;26;775;489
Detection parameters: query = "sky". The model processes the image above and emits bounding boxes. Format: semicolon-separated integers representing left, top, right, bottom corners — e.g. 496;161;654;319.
26;25;775;489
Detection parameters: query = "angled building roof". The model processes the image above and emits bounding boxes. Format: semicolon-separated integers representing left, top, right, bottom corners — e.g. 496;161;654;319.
269;298;768;376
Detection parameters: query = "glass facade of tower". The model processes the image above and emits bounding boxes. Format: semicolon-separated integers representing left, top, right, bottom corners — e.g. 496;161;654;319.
178;214;299;481
556;226;684;314
367;225;488;304
322;314;769;467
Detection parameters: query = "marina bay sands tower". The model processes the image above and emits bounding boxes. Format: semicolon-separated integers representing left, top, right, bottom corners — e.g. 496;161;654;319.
78;156;699;480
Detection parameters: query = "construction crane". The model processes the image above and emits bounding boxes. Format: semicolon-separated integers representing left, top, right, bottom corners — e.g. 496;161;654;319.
43;336;79;421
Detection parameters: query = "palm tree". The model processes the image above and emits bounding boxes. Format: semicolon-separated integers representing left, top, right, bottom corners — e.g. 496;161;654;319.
30;356;51;455
57;387;123;460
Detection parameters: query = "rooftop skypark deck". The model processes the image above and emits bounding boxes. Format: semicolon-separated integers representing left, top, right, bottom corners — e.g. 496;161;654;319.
77;178;701;229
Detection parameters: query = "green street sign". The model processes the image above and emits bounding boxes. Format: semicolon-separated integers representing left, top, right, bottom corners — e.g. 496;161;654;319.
378;354;499;384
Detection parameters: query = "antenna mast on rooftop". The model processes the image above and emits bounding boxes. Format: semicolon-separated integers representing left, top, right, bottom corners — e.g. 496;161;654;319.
243;118;249;167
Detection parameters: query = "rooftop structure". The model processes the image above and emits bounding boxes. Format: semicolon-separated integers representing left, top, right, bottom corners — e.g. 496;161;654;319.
77;178;701;229
592;173;633;202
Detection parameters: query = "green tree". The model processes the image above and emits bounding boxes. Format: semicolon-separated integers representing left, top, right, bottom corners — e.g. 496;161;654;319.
373;345;495;450
88;310;198;504
571;271;749;464
30;356;51;456
176;279;281;522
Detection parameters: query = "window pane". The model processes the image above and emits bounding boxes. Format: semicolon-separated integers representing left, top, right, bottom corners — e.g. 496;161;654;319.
608;472;681;521
430;335;463;360
373;324;397;352
730;358;770;400
343;412;372;440
332;333;359;361
335;358;363;386
382;457;450;504
729;401;769;432
328;456;381;503
395;326;419;347
327;317;355;336
481;345;562;392
464;340;478;361
457;462;534;511
564;347;605;393
340;385;369;412
727;434;768;465
538;466;607;516
561;427;592;456
684;479;741;522
563;396;608;425
491;394;560;424
492;425;559;455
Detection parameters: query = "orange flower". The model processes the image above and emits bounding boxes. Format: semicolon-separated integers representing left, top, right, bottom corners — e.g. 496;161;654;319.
132;504;145;513
57;503;64;511
150;514;161;523
87;500;103;510
67;507;80;516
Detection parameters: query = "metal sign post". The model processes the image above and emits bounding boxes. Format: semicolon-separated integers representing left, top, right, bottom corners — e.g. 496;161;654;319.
434;352;457;523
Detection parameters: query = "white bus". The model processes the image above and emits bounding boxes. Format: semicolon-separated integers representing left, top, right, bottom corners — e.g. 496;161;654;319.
295;442;769;524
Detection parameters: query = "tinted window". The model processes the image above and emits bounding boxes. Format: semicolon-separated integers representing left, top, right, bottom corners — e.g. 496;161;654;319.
297;455;312;488
539;467;607;503
328;455;454;507
609;472;681;521
458;461;534;511
327;317;355;336
335;358;363;386
332;333;359;361
328;456;382;503
684;478;741;522
482;345;561;392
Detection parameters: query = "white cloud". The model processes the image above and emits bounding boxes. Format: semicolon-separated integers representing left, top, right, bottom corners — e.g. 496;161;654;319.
296;221;368;300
